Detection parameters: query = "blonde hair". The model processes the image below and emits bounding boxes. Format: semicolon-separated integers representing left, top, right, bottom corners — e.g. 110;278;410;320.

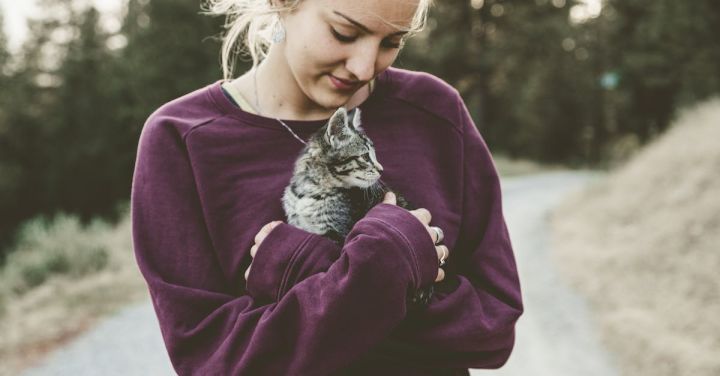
201;0;433;80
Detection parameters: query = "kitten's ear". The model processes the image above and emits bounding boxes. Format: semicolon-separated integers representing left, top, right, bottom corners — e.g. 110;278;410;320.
350;108;364;132
325;107;352;148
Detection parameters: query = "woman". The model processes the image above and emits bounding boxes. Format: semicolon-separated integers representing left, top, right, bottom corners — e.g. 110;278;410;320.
130;0;523;374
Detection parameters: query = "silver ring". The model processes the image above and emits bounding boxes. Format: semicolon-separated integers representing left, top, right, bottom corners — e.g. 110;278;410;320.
439;246;448;267
430;226;444;245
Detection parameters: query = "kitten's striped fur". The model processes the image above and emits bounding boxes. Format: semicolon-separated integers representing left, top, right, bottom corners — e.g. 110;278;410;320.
282;107;410;242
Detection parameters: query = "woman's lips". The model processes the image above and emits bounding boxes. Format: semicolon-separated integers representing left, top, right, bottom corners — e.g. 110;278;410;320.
329;75;359;91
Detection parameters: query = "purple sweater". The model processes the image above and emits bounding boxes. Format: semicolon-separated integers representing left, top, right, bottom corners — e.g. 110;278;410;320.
131;67;523;375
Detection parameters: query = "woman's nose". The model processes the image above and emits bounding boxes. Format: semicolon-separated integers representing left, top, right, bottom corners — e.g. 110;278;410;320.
345;44;378;82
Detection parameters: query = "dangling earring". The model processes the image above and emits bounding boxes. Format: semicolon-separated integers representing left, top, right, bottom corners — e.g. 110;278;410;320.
271;17;286;44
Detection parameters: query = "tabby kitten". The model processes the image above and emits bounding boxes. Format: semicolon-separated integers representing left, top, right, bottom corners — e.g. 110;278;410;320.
282;107;433;307
282;107;410;240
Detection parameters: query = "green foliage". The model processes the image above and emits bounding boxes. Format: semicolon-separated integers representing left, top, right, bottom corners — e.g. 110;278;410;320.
600;0;720;142
397;0;720;165
0;12;10;71
0;0;225;260
399;0;601;164
0;213;111;297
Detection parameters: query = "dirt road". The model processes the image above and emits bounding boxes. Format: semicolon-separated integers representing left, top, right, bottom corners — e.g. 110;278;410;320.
472;171;619;376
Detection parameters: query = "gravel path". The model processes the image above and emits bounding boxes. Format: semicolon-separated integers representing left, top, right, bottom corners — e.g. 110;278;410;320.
472;171;619;376
23;171;619;376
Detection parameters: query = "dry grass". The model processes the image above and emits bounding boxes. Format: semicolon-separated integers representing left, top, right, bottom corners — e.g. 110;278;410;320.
550;99;720;376
0;208;148;375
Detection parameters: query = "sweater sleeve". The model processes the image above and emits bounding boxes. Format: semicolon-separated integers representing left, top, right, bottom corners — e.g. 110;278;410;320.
245;223;342;303
366;99;525;370
241;98;524;370
130;115;440;375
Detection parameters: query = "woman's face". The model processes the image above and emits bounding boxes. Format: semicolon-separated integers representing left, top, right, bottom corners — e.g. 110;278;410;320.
281;0;420;109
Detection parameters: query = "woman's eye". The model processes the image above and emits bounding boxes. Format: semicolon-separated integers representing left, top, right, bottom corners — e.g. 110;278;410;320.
382;37;404;49
331;27;403;49
331;28;356;43
382;40;402;49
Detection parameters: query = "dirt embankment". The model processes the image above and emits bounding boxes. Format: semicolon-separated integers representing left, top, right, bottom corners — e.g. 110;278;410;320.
550;99;720;376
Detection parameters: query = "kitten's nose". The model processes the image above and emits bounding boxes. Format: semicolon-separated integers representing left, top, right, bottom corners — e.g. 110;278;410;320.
375;162;383;172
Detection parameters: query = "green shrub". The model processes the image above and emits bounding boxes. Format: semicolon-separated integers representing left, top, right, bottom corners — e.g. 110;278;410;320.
0;212;114;296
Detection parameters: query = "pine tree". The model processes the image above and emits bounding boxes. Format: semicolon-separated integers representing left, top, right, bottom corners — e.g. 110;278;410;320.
0;13;10;73
401;0;597;163
602;0;720;142
46;6;120;219
118;0;225;110
0;4;66;256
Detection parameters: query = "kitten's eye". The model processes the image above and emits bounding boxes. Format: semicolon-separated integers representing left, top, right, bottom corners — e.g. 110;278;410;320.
331;28;356;43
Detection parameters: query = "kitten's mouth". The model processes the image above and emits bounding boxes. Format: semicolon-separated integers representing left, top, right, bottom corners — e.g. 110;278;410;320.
359;175;381;184
349;175;377;185
363;171;381;179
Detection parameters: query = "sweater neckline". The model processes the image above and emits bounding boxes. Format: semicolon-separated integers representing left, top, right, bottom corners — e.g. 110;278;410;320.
207;68;393;133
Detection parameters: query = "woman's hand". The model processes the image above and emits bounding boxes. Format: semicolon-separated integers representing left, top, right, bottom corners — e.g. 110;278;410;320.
245;220;283;281
382;192;447;283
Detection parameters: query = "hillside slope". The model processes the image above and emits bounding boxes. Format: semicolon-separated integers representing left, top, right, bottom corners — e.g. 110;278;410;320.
550;99;720;376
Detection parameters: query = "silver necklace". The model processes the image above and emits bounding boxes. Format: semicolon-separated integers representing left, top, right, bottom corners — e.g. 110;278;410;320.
253;67;308;145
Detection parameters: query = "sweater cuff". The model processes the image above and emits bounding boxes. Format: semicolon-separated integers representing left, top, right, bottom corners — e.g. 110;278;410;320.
246;223;341;303
360;204;438;289
277;231;342;300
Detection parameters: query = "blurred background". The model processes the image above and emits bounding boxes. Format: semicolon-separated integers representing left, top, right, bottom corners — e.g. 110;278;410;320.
0;0;718;375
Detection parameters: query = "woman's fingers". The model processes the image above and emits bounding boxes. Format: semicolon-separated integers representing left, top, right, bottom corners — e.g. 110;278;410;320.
383;191;397;205
435;268;445;282
244;264;252;280
410;208;432;226
427;225;439;243
247;221;283;282
254;220;283;245
436;244;448;262
407;208;435;241
435;245;448;282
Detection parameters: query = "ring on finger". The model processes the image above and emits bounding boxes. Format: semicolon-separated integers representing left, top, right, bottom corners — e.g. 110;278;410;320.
430;226;444;245
439;245;448;267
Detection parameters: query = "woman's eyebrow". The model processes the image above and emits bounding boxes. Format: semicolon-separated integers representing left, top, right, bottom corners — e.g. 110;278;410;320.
332;10;408;36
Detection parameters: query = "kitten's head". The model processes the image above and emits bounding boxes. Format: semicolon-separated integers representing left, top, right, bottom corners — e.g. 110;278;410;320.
308;107;384;189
